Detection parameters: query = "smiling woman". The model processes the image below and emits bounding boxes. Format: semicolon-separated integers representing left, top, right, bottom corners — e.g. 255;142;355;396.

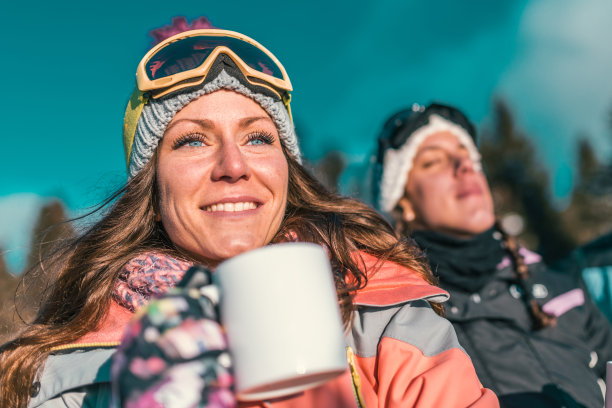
0;19;497;408
156;91;289;264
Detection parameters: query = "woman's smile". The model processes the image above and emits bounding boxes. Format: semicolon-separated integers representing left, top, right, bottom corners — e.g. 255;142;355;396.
204;201;259;213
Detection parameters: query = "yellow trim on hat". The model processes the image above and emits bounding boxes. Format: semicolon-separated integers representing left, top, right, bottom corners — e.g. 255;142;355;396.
123;88;148;170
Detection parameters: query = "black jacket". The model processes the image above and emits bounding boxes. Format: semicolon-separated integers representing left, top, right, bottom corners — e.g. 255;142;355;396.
434;247;612;408
556;231;612;323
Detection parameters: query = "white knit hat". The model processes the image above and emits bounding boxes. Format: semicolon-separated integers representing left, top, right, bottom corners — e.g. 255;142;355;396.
378;114;481;213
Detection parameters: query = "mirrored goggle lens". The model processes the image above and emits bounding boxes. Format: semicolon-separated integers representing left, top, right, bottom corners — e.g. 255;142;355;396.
382;110;423;149
145;36;285;82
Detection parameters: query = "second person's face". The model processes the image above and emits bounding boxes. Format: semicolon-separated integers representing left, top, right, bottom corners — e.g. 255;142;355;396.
400;131;495;238
156;90;289;266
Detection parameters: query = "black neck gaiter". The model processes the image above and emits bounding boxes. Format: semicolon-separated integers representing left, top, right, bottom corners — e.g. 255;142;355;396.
412;227;506;293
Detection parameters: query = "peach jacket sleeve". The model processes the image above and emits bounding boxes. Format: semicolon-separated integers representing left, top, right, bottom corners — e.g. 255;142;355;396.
346;253;499;407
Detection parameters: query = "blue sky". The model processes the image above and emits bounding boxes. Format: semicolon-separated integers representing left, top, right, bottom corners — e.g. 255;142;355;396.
2;0;612;273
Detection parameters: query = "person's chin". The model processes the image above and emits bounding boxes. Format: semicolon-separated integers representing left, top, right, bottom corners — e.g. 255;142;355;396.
212;238;264;261
466;214;496;235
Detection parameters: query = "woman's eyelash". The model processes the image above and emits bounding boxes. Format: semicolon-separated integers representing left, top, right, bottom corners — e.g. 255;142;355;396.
247;131;276;144
171;131;275;149
172;133;206;149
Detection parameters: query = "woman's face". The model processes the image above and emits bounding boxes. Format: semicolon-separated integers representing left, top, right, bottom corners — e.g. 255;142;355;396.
399;130;495;238
156;90;289;265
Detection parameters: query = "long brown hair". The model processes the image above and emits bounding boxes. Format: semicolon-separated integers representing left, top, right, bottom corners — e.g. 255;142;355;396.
0;155;180;408
494;220;557;329
0;148;438;407
276;154;441;325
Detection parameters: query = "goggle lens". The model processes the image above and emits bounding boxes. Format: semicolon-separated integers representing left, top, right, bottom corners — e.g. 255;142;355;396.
145;35;285;81
383;104;473;149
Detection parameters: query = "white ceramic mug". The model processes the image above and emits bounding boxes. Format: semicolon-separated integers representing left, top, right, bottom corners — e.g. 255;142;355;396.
213;242;347;402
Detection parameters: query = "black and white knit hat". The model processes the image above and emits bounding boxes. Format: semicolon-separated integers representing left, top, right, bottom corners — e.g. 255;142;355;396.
375;103;481;213
126;59;300;179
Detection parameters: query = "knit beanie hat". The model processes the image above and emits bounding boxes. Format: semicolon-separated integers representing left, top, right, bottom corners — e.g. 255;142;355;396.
375;103;481;213
125;55;300;179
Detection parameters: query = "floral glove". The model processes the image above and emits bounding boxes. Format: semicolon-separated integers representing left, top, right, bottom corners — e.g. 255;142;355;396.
111;266;235;408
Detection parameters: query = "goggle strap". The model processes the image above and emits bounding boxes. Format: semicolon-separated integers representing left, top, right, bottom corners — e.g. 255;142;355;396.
377;137;391;164
123;89;148;169
282;93;293;122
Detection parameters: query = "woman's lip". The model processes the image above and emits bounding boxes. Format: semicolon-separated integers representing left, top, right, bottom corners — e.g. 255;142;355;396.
203;196;261;206
456;185;483;199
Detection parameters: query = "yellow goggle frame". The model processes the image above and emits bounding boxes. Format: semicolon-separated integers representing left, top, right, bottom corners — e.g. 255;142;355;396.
123;29;293;169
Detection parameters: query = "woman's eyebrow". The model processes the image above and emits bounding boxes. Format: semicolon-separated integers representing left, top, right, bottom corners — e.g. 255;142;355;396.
165;118;215;133
414;145;445;159
165;116;272;133
239;116;273;128
415;143;469;158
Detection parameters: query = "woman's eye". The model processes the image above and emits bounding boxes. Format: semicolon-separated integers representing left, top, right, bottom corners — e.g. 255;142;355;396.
246;132;275;146
416;149;454;170
172;134;207;149
420;154;446;169
248;138;265;146
422;159;442;168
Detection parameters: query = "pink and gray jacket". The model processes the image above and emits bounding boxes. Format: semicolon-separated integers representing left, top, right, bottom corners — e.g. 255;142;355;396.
30;252;499;407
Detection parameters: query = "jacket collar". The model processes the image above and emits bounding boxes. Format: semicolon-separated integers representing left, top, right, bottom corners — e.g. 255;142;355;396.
351;252;449;307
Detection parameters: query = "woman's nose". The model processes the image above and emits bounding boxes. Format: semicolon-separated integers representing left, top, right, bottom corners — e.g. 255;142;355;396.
210;142;251;182
454;155;478;175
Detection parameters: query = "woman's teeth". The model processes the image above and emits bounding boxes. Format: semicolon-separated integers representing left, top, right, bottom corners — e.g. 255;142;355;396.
205;202;257;212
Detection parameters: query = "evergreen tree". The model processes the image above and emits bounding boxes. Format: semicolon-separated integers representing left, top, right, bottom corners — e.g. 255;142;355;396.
480;99;576;262
562;128;612;244
0;250;20;343
577;137;600;182
25;200;74;271
0;200;75;343
311;151;346;193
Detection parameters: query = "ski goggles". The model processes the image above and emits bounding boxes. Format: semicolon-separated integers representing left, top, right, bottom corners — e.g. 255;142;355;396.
123;29;293;167
375;103;476;164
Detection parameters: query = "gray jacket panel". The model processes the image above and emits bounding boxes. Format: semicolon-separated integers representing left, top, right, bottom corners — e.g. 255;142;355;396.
29;347;115;408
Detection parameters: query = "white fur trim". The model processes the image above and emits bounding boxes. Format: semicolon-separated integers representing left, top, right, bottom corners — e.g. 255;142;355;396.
378;114;481;212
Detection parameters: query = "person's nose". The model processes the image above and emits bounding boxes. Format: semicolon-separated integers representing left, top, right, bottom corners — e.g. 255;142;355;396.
210;141;251;182
454;155;478;175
